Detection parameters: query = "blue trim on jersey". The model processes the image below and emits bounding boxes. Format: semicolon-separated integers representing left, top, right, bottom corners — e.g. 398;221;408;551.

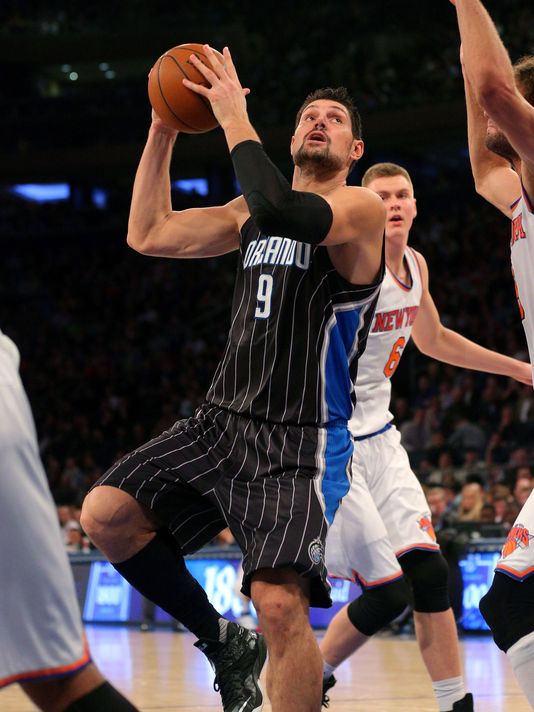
353;423;392;441
321;424;353;526
324;307;362;422
495;567;534;582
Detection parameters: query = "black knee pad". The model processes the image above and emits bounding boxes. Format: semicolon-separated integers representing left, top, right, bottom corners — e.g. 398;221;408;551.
400;549;450;613
480;572;534;652
347;578;410;636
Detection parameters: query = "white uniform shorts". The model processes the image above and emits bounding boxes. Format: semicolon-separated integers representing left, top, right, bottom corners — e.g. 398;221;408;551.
496;490;534;580
326;424;439;586
0;334;90;688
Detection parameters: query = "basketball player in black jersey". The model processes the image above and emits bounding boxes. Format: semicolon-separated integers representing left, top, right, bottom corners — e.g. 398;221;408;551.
81;46;385;712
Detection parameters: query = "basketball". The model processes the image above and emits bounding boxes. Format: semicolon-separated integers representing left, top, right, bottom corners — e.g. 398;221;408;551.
148;43;222;134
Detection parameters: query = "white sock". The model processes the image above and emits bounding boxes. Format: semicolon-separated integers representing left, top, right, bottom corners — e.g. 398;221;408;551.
323;661;337;680
432;676;465;711
507;630;534;707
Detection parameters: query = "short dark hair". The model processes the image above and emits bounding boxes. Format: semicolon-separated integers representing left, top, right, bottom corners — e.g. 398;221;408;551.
295;87;362;139
514;55;534;106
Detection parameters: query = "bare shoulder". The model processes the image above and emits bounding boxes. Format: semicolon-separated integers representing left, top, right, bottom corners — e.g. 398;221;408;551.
336;185;385;210
328;185;385;233
409;248;430;287
409;247;428;271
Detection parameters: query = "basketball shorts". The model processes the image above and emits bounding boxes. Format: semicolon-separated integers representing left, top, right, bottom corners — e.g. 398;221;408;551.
0;338;90;688
96;403;354;608
326;424;439;586
495;490;534;580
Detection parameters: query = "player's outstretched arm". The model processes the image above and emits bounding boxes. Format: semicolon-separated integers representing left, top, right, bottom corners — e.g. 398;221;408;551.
451;0;534;196
463;65;519;216
411;250;532;385
126;111;243;259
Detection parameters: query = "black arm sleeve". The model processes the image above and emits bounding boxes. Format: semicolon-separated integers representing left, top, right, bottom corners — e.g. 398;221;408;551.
231;140;334;245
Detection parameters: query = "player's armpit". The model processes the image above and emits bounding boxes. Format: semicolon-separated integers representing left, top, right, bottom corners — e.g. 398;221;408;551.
474;165;521;218
127;198;244;259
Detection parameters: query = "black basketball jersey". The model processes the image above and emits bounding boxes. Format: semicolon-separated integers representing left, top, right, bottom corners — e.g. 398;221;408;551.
206;217;384;426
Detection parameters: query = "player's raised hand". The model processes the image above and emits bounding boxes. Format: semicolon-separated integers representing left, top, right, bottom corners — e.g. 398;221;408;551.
150;107;179;136
183;45;250;130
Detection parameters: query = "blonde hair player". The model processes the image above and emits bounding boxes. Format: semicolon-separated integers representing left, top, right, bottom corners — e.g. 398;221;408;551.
321;162;531;712
0;330;140;712
450;0;534;706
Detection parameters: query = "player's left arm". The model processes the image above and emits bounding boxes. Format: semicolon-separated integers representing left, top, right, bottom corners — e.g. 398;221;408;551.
411;250;532;385
451;0;534;196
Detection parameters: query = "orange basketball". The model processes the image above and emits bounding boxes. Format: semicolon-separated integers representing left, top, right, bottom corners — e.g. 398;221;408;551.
148;43;222;133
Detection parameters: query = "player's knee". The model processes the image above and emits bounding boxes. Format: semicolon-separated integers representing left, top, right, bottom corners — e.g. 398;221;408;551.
252;581;307;637
347;577;410;636
400;550;450;613
80;486;140;550
480;573;534;652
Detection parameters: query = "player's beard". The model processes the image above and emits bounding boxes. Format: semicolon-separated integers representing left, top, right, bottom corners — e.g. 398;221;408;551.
485;129;519;164
294;142;344;175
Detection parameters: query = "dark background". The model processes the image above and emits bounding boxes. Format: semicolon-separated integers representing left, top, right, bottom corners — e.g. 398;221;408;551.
0;0;533;504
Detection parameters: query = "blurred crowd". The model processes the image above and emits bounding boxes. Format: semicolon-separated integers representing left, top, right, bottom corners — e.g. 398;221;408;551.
1;0;534;556
1;1;533;152
0;163;531;555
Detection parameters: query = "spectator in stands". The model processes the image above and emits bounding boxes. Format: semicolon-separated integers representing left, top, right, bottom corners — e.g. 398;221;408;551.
399;407;432;455
456;482;485;522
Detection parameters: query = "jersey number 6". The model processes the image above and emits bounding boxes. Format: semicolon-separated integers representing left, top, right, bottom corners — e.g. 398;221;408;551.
384;336;406;378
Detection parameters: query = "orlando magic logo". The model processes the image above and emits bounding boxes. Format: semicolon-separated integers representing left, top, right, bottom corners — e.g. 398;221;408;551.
308;538;324;565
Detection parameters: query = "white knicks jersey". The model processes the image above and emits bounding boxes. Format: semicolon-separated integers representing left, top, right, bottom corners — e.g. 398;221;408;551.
349;247;423;437
511;185;534;384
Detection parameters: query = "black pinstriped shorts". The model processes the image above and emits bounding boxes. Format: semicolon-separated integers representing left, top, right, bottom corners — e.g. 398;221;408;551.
96;403;333;607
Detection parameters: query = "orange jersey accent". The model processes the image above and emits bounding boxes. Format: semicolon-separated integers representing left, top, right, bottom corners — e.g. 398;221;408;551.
418;516;437;542
501;524;532;559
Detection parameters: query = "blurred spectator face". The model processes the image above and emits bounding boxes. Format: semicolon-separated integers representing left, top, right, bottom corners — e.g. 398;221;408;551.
65;522;82;550
438;451;454;470
480;503;496;523
514;477;533;507
57;505;72;525
516;466;533;481
493;496;508;520
510;448;529;466
427;487;447;517
503;503;521;530
463;449;479;465
460;482;483;513
366;174;417;245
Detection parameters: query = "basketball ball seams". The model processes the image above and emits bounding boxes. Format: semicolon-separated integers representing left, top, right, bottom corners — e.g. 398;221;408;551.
148;43;220;134
166;52;217;122
157;56;201;132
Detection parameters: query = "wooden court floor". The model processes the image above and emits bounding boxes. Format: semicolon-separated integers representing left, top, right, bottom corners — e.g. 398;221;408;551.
2;625;531;711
